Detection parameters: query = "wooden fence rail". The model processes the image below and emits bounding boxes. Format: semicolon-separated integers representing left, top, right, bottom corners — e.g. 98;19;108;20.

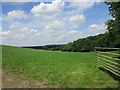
95;47;120;77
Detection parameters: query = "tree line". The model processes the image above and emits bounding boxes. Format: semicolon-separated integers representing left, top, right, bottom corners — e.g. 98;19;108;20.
23;2;120;52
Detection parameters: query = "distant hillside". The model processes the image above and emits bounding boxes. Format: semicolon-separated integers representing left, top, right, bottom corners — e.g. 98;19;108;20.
23;33;108;52
23;44;65;51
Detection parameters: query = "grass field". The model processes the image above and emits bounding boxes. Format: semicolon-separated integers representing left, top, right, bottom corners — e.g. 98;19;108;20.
2;45;118;88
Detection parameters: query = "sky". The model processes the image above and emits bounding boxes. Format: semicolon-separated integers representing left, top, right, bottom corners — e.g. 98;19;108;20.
0;0;111;46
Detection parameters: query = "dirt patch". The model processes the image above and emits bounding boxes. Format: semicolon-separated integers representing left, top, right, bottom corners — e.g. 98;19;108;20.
2;70;59;88
92;77;102;83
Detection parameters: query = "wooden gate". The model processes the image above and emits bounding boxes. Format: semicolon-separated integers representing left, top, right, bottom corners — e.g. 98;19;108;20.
95;47;120;77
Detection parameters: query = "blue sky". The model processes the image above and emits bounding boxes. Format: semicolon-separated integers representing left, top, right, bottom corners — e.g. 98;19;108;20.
1;1;111;46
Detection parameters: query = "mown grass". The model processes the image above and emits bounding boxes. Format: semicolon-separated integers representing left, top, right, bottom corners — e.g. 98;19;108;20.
2;45;118;88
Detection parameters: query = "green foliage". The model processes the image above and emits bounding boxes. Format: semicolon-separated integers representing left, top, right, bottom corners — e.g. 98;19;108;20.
2;45;118;88
62;42;74;51
105;2;120;47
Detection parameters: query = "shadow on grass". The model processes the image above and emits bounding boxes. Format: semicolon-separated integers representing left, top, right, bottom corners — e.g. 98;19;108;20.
99;67;120;89
98;67;120;81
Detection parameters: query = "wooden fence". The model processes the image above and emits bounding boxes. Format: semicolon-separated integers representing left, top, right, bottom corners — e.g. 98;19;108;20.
95;47;120;77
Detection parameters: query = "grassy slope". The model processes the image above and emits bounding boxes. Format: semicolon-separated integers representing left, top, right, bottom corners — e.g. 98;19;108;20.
2;45;118;88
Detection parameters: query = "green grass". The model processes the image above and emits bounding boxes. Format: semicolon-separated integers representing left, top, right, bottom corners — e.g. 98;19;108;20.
2;45;118;88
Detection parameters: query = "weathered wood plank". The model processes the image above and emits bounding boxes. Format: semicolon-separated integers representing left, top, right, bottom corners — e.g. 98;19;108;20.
97;56;120;65
98;62;120;73
96;51;120;56
98;64;120;77
98;59;120;70
95;47;120;50
97;53;120;61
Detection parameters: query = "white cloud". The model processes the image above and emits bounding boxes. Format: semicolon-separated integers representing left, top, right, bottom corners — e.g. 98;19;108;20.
69;14;86;29
0;27;10;36
44;20;65;31
2;0;40;2
84;23;107;36
2;25;83;46
2;0;107;46
2;0;104;2
31;0;64;18
0;30;11;36
0;30;11;40
0;27;2;31
21;27;38;33
2;23;106;46
4;10;27;20
0;27;2;44
0;17;2;21
68;1;95;13
9;22;22;29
